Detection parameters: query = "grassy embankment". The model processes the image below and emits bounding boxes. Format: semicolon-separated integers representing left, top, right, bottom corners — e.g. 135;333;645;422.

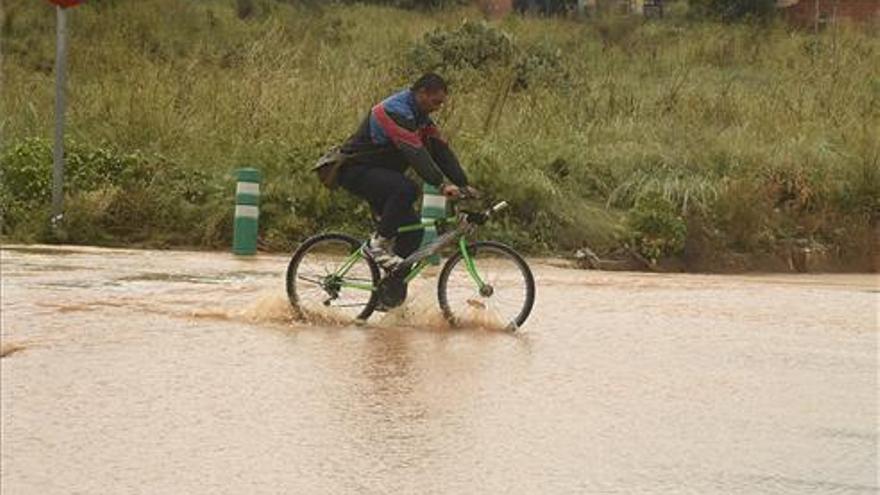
2;0;878;270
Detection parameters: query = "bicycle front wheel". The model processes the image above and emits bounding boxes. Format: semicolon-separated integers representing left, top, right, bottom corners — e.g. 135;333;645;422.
437;241;535;330
286;233;380;324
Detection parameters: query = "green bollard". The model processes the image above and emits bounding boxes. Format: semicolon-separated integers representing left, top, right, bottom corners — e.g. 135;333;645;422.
419;183;447;265
233;167;261;255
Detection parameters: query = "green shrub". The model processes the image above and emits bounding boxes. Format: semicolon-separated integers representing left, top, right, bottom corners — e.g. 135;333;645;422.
513;41;568;89
407;20;568;88
0;138;225;245
0;138;54;206
627;193;688;263
711;179;772;251
408;20;517;74
834;139;880;218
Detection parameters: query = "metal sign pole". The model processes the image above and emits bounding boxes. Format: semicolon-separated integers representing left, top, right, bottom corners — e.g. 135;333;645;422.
51;5;68;227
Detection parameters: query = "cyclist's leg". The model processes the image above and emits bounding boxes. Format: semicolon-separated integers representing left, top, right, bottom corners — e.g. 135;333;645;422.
392;209;422;258
338;165;384;215
338;166;423;258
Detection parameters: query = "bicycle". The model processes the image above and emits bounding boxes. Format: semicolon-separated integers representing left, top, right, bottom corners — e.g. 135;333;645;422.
285;197;535;331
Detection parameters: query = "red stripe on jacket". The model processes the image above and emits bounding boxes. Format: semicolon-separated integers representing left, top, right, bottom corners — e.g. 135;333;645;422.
372;104;423;148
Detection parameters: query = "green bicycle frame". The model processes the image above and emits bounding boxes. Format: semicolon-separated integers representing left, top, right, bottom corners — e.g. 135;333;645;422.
331;216;486;292
333;249;374;292
459;236;486;291
396;215;456;234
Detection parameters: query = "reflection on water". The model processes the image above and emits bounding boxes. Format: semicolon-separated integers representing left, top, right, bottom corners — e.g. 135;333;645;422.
1;245;877;495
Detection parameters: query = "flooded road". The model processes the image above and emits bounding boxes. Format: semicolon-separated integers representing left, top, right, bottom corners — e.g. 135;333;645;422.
1;245;877;494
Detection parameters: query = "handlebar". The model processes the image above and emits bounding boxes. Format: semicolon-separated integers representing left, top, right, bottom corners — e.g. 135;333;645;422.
491;201;509;213
458;200;509;227
442;187;508;226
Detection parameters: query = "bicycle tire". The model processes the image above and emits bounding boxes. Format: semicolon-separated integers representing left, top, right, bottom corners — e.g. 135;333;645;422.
437;240;535;330
286;233;380;323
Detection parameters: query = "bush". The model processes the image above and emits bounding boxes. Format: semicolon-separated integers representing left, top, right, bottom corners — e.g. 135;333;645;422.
514;42;567;89
0;138;54;207
408;20;517;74
627;193;688;263
0;138;225;245
407;20;568;88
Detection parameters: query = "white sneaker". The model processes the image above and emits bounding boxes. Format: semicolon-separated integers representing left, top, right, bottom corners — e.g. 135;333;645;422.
362;233;404;271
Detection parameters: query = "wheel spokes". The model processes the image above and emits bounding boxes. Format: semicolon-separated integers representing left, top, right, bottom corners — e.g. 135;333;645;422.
442;247;530;329
289;239;376;323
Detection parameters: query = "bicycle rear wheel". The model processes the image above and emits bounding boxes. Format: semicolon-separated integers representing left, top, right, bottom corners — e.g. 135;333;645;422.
286;233;380;323
437;241;535;330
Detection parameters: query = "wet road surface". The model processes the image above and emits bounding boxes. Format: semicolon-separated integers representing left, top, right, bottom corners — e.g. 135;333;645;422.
1;245;877;494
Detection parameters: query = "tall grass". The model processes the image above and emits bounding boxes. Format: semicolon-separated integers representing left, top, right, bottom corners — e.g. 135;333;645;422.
1;0;878;268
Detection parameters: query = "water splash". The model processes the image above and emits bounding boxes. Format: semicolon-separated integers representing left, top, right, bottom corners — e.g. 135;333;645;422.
0;342;27;358
375;278;510;332
240;292;296;324
191;291;295;326
376;288;450;329
454;304;512;332
189;283;511;332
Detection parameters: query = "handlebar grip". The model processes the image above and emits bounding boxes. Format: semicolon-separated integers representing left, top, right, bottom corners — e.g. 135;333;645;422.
491;201;509;213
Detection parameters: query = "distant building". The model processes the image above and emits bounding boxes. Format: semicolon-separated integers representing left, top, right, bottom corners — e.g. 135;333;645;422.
777;0;880;27
478;0;513;18
512;0;576;14
505;0;654;17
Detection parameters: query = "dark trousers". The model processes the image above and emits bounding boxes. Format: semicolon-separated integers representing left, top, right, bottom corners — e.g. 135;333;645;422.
338;165;423;257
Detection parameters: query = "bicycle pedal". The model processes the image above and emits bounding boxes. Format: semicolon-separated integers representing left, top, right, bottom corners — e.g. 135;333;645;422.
377;276;408;309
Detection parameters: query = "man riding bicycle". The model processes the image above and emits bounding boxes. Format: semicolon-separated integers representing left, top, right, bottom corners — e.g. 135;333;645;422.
327;73;477;271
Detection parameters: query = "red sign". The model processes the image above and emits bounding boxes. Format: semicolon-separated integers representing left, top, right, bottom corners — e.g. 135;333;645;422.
48;0;84;7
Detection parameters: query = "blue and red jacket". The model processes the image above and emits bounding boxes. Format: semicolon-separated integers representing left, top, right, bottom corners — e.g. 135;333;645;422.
340;89;468;187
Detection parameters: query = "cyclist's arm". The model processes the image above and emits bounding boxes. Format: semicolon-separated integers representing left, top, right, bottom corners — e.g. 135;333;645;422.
371;104;445;186
422;124;469;187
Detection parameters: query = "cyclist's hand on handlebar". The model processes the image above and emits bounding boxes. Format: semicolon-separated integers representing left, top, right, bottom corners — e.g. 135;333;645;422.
441;183;461;199
441;184;481;200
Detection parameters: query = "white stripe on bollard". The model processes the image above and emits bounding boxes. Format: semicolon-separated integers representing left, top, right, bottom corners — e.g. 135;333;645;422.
422;194;446;210
235;205;259;219
236;182;260;195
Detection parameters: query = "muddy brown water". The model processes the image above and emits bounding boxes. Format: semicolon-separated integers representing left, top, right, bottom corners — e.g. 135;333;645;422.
1;245;877;494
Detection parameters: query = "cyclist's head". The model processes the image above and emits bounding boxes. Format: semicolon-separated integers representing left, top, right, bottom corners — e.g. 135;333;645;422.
412;73;448;114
